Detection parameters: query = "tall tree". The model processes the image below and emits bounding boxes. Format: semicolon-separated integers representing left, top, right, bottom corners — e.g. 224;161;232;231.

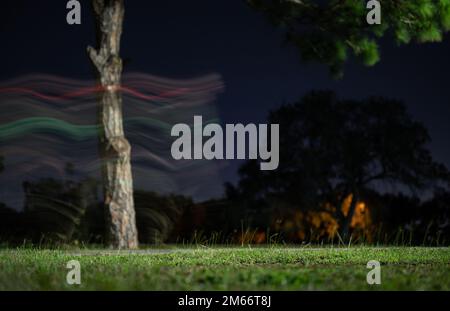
87;0;138;249
231;91;450;238
248;0;450;76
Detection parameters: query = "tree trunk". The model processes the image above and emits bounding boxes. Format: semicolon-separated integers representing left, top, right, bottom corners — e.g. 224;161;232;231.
88;0;138;249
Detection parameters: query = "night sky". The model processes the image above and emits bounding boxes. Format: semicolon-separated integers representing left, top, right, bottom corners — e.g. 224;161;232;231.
1;0;450;197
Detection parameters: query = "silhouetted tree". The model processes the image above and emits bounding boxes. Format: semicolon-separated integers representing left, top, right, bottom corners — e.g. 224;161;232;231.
231;91;450;238
248;0;450;75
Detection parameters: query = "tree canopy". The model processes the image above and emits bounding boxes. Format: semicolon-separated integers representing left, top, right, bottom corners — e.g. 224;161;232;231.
248;0;450;75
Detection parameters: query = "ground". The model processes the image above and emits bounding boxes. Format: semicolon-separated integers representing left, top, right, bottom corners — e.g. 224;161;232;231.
0;247;449;290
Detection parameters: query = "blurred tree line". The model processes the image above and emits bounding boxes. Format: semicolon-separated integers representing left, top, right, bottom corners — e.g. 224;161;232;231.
0;164;192;245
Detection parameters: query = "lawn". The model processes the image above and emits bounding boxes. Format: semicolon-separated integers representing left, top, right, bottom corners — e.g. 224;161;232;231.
0;247;449;291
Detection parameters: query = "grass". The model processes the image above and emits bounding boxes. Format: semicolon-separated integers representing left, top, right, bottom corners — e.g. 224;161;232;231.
0;246;449;290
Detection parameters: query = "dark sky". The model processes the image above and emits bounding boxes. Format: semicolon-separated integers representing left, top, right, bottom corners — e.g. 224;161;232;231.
1;0;450;196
